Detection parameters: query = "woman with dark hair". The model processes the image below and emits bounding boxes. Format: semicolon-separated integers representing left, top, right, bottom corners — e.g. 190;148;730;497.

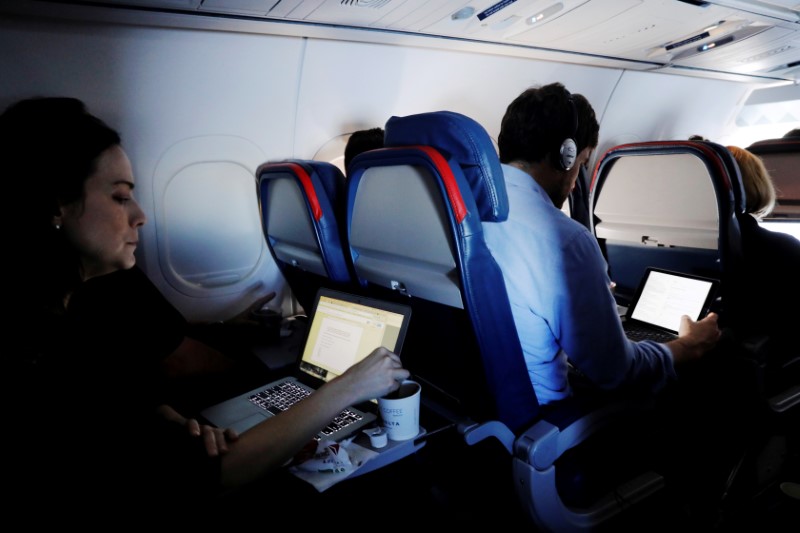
4;97;408;517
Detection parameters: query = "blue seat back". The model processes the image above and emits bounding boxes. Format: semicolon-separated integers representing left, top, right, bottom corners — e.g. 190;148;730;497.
346;111;539;432
256;159;351;312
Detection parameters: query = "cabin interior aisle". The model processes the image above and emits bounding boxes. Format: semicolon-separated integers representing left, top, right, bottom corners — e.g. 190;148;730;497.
1;0;798;528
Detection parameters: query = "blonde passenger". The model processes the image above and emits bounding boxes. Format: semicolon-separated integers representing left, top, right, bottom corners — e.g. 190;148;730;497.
728;145;777;219
726;145;800;358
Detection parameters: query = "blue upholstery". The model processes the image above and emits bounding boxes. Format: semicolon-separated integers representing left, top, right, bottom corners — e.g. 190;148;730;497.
256;159;352;312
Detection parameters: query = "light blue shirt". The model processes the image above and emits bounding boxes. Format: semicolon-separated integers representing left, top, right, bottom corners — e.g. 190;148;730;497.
483;164;676;405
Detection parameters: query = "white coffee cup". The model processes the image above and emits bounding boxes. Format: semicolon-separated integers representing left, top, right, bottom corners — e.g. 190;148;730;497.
377;380;421;441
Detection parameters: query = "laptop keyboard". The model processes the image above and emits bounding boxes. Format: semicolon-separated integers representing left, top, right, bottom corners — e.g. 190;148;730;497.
248;380;367;438
624;326;676;343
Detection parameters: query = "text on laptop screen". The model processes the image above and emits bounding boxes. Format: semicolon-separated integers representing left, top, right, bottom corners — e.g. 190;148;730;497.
299;294;406;382
629;270;715;332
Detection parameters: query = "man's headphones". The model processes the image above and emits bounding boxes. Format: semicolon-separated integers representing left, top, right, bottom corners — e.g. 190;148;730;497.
557;89;579;171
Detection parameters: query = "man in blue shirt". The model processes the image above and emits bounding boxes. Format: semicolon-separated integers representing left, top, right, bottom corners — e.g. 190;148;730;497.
483;82;721;405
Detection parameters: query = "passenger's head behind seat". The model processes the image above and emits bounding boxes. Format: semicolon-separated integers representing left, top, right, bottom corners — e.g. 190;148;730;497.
343;127;384;175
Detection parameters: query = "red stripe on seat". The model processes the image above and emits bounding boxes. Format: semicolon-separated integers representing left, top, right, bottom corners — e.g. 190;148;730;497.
413;145;468;223
284;162;322;221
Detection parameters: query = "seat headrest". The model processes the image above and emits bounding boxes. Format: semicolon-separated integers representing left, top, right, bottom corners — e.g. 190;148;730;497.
384;111;508;222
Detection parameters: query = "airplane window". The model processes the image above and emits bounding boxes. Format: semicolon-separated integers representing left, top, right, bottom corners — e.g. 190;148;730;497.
725;85;800;147
153;135;270;297
163;161;264;287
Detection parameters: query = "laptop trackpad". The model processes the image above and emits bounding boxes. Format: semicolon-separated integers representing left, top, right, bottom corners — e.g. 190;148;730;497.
231;412;269;435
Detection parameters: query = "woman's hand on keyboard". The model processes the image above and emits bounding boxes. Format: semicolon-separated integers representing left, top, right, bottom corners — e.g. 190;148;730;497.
218;348;407;488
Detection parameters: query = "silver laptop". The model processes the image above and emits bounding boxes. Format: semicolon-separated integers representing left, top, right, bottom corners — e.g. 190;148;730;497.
201;287;412;440
622;267;719;343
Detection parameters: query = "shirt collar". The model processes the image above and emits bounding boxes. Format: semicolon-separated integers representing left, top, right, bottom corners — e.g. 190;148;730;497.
501;163;553;206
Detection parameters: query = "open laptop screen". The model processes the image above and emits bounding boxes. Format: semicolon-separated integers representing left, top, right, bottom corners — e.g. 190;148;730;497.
299;289;411;383
627;268;719;334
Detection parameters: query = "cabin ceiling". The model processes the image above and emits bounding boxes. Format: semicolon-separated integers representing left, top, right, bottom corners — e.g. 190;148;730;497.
15;0;800;84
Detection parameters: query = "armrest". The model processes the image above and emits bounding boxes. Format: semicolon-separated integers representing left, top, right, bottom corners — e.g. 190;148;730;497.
514;399;640;470
512;396;665;531
770;384;800;414
458;420;515;454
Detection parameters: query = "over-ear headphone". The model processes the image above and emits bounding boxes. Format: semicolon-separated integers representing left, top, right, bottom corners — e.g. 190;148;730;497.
557;89;579;171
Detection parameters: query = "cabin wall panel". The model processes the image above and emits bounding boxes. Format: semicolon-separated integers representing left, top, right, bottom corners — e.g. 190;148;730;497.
1;10;757;322
598;70;754;160
295;39;623;154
